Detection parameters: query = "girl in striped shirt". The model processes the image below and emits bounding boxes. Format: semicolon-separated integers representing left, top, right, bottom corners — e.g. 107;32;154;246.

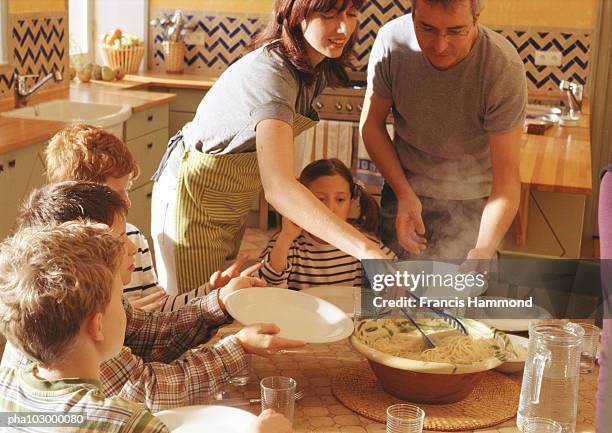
259;158;394;290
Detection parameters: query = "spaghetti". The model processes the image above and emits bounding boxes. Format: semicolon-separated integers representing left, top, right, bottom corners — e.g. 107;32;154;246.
355;318;500;364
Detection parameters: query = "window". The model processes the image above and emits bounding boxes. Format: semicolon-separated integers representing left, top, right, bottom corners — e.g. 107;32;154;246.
0;0;7;65
69;0;93;65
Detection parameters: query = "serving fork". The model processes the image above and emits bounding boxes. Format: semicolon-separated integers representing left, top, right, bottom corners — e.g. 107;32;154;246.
378;262;468;348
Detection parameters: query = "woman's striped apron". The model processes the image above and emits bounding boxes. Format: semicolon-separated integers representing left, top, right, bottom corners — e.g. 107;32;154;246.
173;113;318;293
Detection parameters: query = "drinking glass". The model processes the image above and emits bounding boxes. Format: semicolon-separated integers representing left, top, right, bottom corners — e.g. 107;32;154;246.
386;404;425;433
522;417;563;433
260;376;296;424
578;323;600;373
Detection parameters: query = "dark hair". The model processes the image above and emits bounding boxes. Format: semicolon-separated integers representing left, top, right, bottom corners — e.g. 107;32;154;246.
299;158;380;234
409;0;484;19
249;0;364;86
17;181;128;231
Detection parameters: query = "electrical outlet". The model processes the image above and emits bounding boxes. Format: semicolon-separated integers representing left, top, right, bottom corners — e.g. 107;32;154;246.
184;31;205;46
534;50;562;67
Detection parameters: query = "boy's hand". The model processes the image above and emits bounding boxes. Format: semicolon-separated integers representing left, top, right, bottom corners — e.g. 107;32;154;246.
127;288;168;311
218;276;266;312
235;323;305;356
209;254;264;290
247;409;292;433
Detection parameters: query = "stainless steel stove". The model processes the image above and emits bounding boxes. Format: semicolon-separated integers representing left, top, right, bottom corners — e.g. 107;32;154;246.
314;71;367;122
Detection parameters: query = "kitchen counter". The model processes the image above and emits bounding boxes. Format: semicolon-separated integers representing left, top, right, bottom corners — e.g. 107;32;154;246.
0;81;176;154
211;323;596;433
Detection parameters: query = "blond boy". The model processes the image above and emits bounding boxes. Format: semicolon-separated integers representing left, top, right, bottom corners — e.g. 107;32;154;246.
0;221;169;432
0;221;292;433
45;124;258;311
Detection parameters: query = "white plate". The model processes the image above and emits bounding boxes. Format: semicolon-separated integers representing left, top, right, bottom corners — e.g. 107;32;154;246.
472;296;551;332
225;287;354;343
155;405;256;433
495;334;529;374
301;286;359;316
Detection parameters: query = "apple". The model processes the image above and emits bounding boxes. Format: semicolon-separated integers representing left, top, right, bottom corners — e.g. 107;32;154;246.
101;66;115;81
92;64;102;80
114;67;126;80
78;68;92;83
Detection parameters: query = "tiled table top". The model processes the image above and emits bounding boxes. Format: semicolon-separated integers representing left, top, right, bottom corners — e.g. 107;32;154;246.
212;324;597;433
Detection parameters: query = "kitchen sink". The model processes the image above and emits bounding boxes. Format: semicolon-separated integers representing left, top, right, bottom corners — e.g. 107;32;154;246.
2;100;132;136
526;103;563;118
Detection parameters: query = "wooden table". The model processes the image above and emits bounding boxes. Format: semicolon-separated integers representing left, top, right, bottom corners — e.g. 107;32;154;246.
212;324;597;433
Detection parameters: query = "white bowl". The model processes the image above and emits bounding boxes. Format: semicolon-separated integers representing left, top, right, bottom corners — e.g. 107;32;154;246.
494;334;528;374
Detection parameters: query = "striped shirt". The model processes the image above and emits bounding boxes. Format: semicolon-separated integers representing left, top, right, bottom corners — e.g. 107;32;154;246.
0;364;168;433
1;291;248;413
124;223;160;298
123;222;210;312
259;231;395;290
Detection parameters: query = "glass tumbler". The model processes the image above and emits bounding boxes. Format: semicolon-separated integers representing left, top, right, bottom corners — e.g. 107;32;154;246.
578;323;600;373
260;376;296;424
386;404;425;433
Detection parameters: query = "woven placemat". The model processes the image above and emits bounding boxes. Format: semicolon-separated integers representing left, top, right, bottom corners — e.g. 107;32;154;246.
332;362;520;432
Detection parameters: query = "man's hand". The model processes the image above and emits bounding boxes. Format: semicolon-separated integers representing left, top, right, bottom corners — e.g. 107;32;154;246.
218;276;266;311
248;409;292;433
127;288;168;311
209;254;264;290
396;195;427;254
236;323;305;356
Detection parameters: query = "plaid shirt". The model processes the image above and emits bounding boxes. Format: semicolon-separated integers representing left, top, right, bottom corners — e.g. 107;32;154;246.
1;290;248;413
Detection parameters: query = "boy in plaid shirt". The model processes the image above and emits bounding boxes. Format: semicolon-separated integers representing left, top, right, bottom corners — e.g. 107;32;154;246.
1;181;304;413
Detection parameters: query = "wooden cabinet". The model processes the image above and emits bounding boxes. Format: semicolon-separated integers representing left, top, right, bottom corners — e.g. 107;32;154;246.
0;141;47;240
124;103;169;249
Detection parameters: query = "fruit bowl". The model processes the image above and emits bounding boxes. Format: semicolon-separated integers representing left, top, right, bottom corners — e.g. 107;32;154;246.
99;44;144;74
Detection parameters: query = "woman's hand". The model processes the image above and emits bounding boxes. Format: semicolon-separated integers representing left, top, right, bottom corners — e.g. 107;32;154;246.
395;194;427;255
235;323;305;356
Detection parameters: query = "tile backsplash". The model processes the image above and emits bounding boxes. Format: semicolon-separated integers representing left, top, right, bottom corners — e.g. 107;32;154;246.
151;0;592;95
0;11;69;101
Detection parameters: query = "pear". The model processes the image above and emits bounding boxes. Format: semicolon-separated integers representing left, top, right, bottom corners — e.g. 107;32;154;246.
78;68;92;83
101;66;115;81
93;64;103;80
114;67;126;80
69;67;76;80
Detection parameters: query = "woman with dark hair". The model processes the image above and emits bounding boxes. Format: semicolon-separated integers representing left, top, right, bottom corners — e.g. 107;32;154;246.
151;0;390;295
258;158;395;290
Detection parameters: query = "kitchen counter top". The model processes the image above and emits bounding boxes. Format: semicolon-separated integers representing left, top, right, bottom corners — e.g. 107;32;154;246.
0;116;67;154
121;70;218;90
0;81;176;154
521;118;592;195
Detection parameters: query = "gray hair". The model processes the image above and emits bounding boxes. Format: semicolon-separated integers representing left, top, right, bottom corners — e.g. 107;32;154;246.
409;0;484;19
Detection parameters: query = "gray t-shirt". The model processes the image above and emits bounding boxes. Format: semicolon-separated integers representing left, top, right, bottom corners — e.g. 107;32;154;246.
368;14;527;200
181;45;325;154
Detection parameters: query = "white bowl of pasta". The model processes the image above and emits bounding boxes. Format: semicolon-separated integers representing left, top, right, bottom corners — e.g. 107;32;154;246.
350;317;512;404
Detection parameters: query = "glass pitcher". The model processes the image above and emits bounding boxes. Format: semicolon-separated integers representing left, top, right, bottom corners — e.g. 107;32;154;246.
517;321;584;433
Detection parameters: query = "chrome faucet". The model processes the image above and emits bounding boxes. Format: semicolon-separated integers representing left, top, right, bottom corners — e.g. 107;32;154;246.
14;70;63;107
559;80;583;116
